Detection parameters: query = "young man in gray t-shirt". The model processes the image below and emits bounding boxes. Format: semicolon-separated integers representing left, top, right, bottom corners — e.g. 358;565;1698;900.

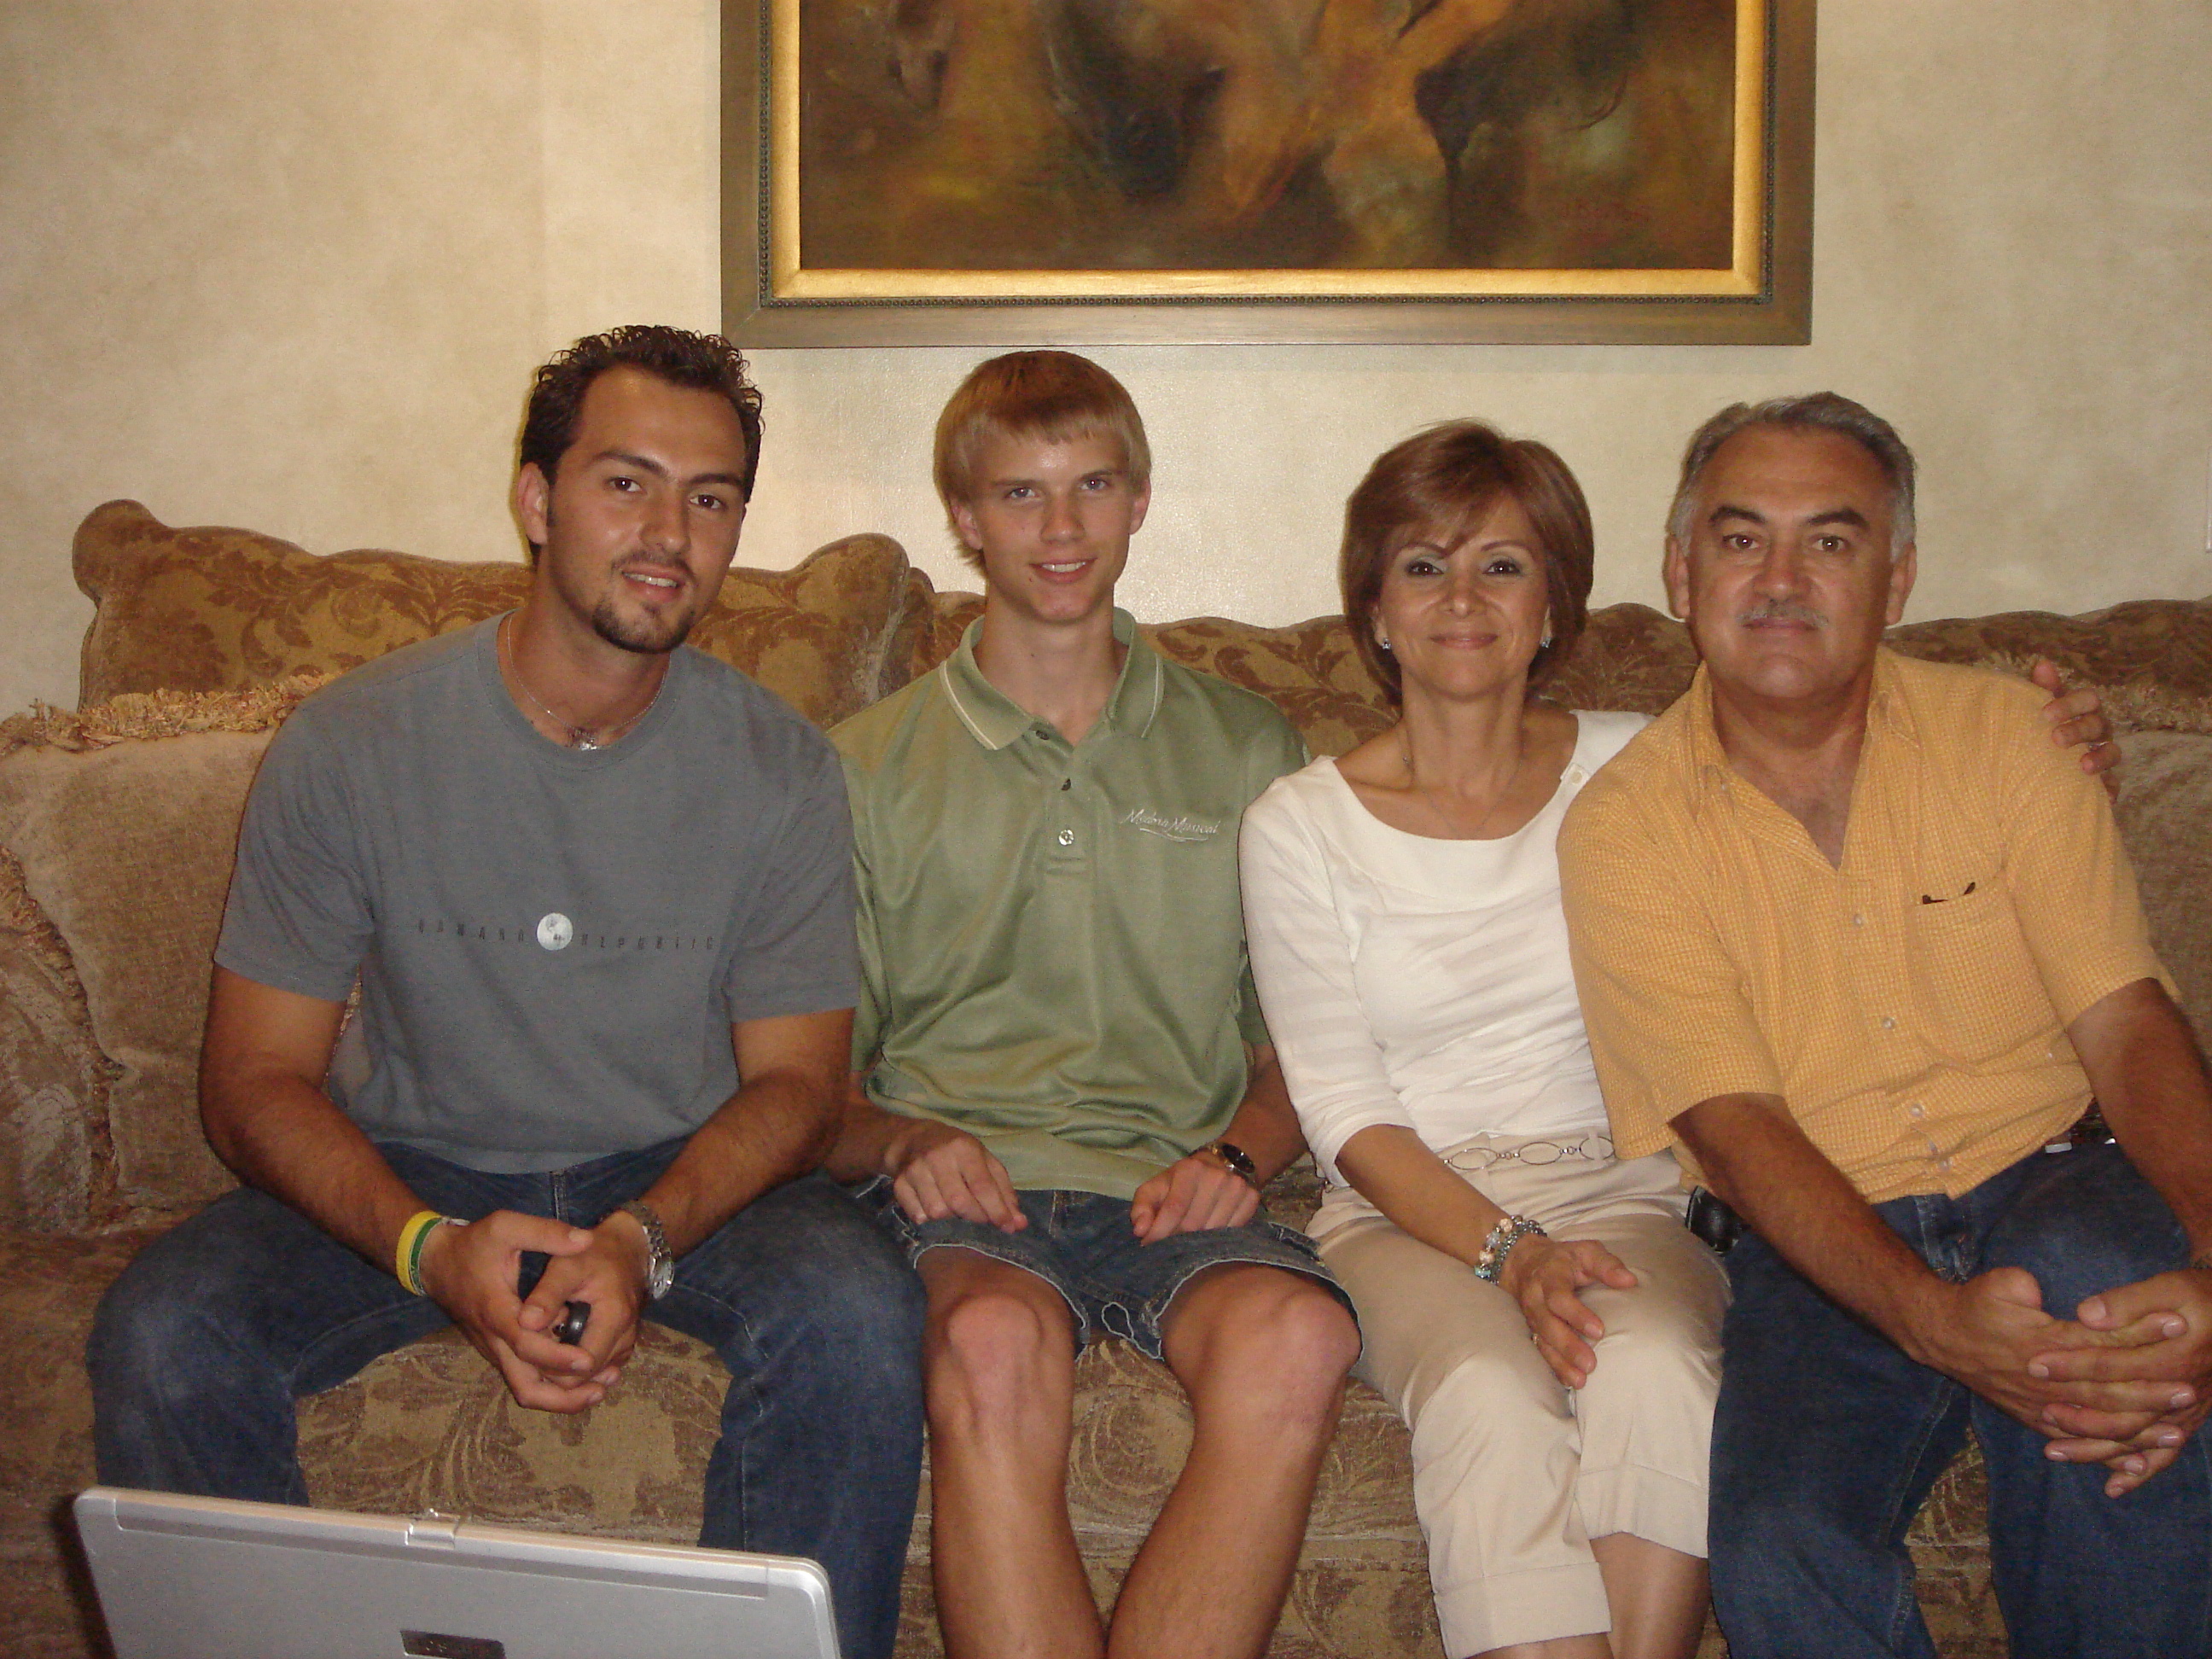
88;327;926;1659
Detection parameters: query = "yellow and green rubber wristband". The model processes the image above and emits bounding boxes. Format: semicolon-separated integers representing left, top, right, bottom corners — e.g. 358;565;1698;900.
394;1209;459;1295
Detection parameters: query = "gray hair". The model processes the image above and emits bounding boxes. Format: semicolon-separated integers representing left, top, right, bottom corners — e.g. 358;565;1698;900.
1666;393;1917;550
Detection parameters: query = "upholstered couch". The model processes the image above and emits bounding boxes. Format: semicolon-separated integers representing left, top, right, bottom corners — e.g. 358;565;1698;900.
7;501;2211;1659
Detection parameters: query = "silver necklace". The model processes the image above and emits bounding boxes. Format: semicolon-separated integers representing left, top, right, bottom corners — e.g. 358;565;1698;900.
499;614;661;750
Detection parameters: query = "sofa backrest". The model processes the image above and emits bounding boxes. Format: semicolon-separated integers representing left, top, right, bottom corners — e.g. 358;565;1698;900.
73;501;917;729
909;586;2212;752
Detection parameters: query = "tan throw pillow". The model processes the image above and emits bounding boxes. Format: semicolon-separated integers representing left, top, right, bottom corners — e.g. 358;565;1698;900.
0;684;323;1224
73;501;917;727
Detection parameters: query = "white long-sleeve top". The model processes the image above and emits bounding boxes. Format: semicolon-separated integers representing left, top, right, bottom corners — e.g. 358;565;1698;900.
1239;711;1649;1237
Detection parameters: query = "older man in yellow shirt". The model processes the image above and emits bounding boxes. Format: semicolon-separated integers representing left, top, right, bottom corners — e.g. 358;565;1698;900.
1560;393;2212;1659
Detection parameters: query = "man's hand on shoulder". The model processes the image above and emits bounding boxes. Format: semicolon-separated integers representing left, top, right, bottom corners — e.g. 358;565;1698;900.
2030;658;2122;793
1130;1148;1260;1243
885;1118;1027;1233
416;1211;619;1412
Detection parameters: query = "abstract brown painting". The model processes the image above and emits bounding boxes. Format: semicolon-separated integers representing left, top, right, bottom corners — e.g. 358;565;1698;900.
803;0;1733;271
722;0;1811;343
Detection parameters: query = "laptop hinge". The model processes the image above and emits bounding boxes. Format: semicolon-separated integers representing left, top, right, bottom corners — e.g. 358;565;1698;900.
404;1511;461;1550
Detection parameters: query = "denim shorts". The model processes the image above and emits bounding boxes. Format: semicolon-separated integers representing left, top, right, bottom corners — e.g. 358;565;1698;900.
859;1181;1353;1360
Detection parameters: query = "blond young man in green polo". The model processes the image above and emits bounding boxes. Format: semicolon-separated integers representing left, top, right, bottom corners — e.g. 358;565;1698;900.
826;351;1359;1659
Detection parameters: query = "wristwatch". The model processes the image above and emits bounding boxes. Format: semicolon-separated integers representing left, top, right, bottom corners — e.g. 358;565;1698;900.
617;1199;675;1301
1200;1139;1260;1189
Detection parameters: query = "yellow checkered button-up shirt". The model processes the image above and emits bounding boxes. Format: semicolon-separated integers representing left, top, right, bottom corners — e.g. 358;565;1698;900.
1558;651;2173;1203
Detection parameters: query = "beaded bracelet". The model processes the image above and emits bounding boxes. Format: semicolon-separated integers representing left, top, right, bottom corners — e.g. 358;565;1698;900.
393;1209;459;1295
1473;1214;1547;1283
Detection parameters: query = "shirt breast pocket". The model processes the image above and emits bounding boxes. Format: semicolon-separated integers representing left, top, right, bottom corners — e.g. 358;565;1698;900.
1904;874;2050;1062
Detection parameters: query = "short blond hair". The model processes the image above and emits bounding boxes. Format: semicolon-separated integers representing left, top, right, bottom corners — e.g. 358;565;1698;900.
933;352;1151;567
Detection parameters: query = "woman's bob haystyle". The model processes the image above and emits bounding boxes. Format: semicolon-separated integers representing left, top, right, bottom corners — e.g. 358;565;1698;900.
1340;420;1595;705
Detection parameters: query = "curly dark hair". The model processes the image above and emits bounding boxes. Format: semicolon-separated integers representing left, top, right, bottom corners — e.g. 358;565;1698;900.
519;324;765;499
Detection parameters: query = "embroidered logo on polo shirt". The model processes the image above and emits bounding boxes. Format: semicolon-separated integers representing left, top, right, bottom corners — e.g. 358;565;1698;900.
1121;807;1220;842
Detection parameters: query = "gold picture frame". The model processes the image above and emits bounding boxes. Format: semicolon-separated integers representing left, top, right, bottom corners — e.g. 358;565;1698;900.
723;0;1812;346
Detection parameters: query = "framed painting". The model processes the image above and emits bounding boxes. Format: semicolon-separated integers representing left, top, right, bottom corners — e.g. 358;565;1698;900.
722;0;1812;346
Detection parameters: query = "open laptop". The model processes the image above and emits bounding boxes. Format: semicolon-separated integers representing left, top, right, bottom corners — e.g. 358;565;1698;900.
75;1487;841;1659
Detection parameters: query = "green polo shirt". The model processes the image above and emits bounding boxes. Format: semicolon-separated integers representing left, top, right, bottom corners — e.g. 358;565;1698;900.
833;611;1307;1199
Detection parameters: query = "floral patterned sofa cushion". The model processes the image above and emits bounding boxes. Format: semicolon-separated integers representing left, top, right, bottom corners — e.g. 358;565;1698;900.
72;501;915;727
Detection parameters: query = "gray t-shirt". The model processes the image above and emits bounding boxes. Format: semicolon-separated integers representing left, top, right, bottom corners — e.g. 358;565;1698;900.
216;617;859;1172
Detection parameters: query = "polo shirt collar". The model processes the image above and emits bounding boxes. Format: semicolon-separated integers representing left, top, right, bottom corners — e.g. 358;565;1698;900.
938;608;1164;751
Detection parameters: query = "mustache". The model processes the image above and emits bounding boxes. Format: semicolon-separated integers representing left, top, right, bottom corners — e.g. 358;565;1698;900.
1738;601;1825;628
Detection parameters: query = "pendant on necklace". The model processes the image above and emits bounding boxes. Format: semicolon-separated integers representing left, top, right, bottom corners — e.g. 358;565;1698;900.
574;736;599;752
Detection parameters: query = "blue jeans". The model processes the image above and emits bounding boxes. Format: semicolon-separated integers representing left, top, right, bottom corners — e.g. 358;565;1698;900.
1708;1142;2212;1659
88;1144;928;1659
862;1182;1351;1359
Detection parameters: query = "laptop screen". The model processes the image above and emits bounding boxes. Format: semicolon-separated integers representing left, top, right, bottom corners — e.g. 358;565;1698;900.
76;1487;841;1659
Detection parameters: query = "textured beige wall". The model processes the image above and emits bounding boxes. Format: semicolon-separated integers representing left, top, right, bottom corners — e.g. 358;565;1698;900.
3;2;2208;714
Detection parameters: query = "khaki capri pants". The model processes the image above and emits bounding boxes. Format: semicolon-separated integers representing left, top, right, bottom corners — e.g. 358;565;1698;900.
1318;1136;1728;1658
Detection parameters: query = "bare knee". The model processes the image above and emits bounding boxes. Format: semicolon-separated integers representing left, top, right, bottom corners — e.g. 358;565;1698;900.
1168;1269;1359;1429
923;1272;1074;1439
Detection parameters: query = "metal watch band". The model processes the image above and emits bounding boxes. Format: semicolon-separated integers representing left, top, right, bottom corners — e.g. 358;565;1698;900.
1202;1139;1260;1188
617;1199;675;1301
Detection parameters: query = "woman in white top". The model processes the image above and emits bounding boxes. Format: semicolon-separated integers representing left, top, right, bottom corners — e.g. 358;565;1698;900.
1241;421;2119;1659
1239;422;1725;1659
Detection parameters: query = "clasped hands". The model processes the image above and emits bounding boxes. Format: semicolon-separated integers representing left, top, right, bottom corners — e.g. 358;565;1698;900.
415;1208;656;1412
1914;1264;2212;1497
883;1119;1260;1243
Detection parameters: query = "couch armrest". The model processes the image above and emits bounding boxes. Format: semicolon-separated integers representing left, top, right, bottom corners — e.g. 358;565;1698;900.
0;851;118;1234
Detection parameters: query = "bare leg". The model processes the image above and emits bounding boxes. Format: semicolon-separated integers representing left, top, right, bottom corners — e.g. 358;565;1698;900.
1589;1534;1707;1659
1472;1637;1610;1659
1106;1264;1359;1659
919;1250;1102;1659
1464;1536;1703;1658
